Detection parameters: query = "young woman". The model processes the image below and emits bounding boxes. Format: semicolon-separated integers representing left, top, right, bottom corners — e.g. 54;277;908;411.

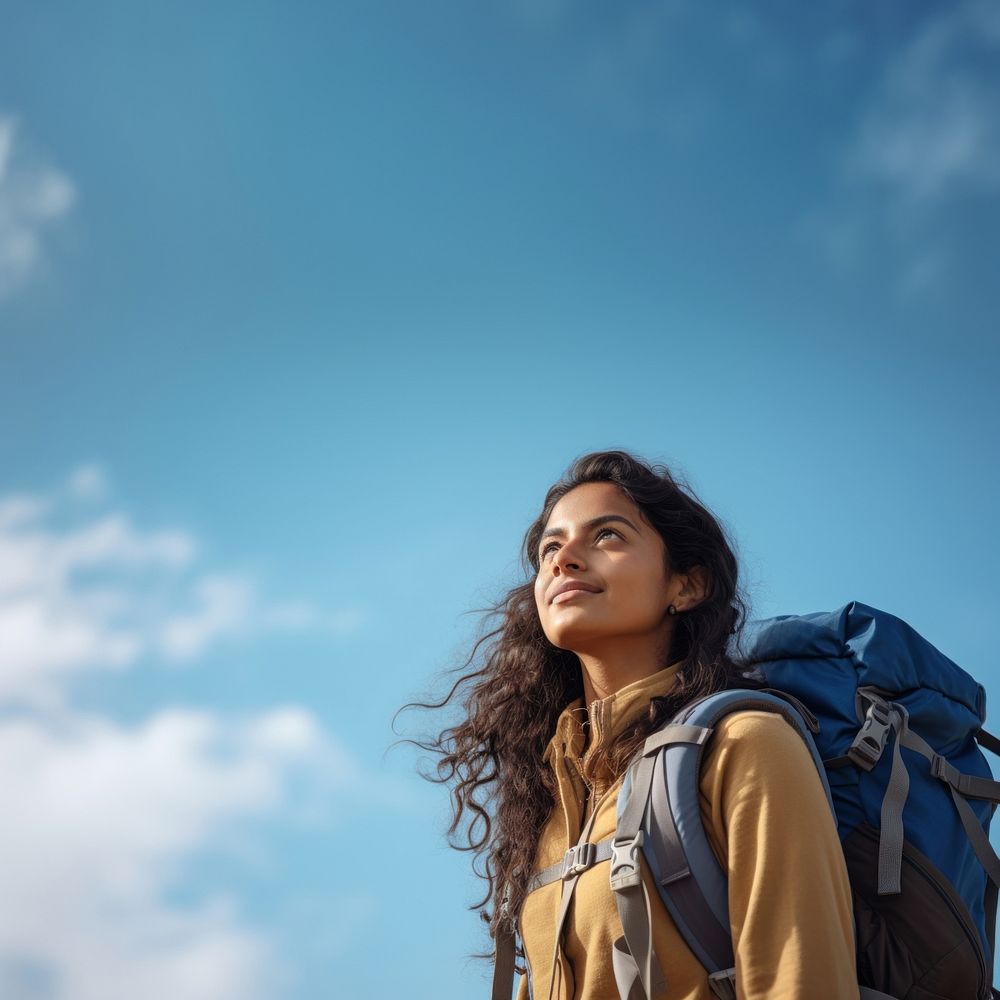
416;450;858;999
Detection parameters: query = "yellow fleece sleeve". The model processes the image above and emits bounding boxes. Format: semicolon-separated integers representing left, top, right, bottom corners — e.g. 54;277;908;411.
700;710;859;1000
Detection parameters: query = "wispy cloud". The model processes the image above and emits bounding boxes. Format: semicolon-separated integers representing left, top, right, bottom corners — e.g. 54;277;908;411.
0;115;75;301
847;0;1000;202
0;465;377;1000
157;575;257;661
66;463;109;503
506;0;788;137
809;0;1000;297
0;464;364;708
508;0;571;30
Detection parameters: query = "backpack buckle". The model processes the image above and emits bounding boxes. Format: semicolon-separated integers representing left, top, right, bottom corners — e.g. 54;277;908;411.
849;699;893;771
930;754;958;787
708;968;738;1000
609;831;645;892
561;842;596;880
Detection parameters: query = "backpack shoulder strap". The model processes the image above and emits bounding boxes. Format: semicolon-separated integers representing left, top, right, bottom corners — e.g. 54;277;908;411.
613;688;832;998
977;727;1000;758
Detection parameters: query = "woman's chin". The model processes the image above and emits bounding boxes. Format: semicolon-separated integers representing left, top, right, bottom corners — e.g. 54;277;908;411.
548;624;607;653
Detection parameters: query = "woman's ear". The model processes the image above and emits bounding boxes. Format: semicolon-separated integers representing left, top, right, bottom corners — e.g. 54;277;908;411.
675;565;710;611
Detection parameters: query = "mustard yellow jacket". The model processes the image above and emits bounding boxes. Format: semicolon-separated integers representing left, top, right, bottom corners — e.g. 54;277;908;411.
516;664;859;1000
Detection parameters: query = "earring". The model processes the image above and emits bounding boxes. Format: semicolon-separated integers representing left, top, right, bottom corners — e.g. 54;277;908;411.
667;604;677;615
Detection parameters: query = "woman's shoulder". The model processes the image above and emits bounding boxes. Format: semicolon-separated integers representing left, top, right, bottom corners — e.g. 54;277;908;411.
710;707;806;743
700;707;820;784
697;707;834;842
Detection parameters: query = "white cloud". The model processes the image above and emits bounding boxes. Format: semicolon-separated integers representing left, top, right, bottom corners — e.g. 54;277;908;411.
0;476;363;707
257;602;367;637
0;705;354;1000
66;463;109;503
157;574;256;662
0;493;53;531
325;606;368;636
0;115;75;300
0;469;378;1000
245;706;325;756
0;502;196;708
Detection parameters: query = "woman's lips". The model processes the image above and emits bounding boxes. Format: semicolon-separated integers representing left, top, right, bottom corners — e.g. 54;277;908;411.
552;588;601;604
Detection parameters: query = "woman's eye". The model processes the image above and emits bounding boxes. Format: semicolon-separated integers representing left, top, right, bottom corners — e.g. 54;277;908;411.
540;528;619;560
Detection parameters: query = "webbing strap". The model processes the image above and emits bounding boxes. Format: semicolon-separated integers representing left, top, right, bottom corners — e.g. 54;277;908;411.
859;988;901;999
611;937;643;1000
544;805;602;1000
619;752;656;838
491;799;610;999
611;752;667;1000
951;783;1000;888
877;709;910;895
491;925;517;1000
900;720;1000;997
898;726;1000;888
613;875;665;1000
929;754;1000;803
823;754;855;770
978;728;1000;758
641;724;712;756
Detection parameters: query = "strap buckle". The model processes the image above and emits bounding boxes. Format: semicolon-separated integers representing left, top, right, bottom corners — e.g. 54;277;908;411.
561;842;596;880
708;968;738;1000
609;831;645;892
849;699;893;771
931;754;958;786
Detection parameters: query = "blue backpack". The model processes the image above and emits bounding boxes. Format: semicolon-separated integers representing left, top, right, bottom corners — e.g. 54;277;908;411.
493;601;1000;1000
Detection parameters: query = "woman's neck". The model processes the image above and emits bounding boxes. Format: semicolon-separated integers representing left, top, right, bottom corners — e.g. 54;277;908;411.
577;635;671;709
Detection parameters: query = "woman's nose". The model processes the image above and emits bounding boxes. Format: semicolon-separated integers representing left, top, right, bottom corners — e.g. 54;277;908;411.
553;538;585;572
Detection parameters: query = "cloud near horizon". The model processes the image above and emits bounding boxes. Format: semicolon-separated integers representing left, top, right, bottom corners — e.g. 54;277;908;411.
0;706;327;1000
0;465;373;1000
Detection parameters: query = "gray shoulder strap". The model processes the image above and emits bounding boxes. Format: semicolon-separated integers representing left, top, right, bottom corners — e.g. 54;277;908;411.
621;689;834;986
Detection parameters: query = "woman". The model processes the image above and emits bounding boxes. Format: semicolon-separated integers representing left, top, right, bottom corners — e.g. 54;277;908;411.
415;449;857;999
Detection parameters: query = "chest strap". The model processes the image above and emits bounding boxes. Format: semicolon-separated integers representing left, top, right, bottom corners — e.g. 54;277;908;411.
527;838;615;894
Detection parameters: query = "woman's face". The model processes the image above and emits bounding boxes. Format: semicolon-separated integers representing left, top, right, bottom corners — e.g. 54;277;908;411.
533;482;678;655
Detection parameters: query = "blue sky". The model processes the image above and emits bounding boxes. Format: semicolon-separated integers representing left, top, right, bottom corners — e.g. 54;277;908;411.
1;1;999;997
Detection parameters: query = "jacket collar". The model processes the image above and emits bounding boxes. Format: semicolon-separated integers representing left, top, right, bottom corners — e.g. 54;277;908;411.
543;661;684;772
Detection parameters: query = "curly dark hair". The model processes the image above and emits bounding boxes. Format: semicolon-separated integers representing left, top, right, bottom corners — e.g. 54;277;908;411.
402;449;752;953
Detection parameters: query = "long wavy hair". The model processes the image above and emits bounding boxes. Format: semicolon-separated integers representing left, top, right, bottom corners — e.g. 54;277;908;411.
403;449;751;952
